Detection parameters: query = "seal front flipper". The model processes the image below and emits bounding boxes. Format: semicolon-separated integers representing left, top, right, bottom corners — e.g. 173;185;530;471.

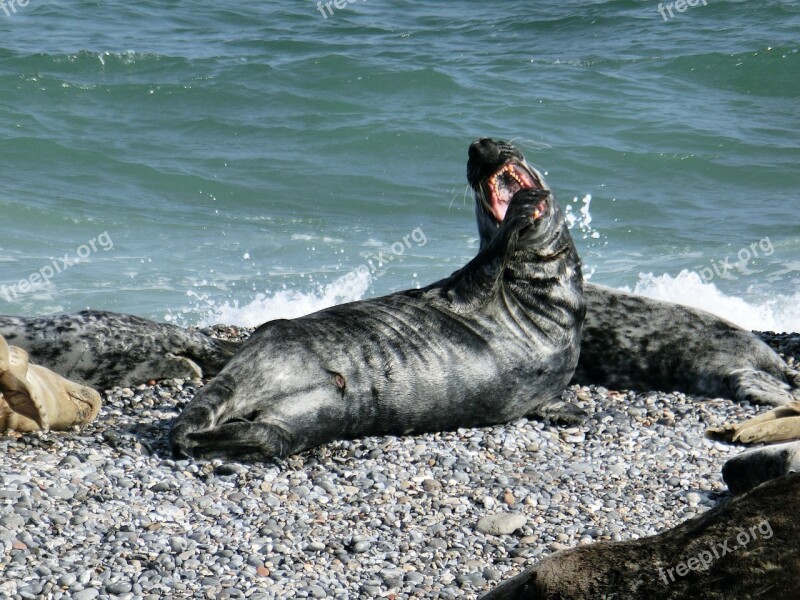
170;374;237;456
178;422;293;462
438;189;555;311
726;368;797;406
525;396;587;426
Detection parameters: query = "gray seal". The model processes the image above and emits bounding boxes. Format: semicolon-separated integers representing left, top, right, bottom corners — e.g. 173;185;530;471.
467;138;800;406
0;310;238;390
170;187;585;461
722;440;800;495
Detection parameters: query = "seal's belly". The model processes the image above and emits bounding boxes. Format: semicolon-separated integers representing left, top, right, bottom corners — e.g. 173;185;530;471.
293;295;567;433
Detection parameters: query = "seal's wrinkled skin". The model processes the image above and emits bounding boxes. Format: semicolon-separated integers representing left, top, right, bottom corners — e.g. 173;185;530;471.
0;311;239;390
468;138;800;406
171;186;584;461
0;334;101;432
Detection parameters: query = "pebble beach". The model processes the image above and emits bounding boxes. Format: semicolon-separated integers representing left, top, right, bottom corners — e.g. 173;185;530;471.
0;330;798;600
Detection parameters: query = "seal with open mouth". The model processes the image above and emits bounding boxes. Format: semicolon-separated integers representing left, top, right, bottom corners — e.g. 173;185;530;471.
468;137;800;406
171;187;585;461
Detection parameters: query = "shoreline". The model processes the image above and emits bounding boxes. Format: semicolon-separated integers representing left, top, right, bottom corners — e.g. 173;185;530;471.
0;329;797;599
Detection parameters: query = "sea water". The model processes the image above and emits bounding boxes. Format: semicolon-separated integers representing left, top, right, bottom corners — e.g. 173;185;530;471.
1;0;798;332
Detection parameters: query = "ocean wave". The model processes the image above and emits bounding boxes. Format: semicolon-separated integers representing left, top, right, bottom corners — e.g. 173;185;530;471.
195;270;372;328
628;271;800;334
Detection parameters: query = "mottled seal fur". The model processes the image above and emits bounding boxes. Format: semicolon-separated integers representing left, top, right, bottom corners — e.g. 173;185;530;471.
171;187;585;461
481;474;800;600
0;334;101;432
0;311;238;390
468;138;800;406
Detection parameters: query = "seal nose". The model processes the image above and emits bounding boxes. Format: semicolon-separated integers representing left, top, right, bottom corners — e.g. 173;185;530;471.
468;138;500;162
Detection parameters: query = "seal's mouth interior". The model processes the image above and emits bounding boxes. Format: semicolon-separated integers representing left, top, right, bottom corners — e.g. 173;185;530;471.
482;160;543;222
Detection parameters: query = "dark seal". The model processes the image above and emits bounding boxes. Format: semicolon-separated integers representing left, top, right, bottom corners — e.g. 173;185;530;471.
0;310;239;390
171;187;585;461
467;137;800;406
481;474;800;600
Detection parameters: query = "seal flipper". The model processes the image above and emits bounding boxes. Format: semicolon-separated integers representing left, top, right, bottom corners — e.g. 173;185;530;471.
0;334;101;432
525;397;587;426
726;368;796;407
434;189;554;311
170;374;238;457
180;422;293;461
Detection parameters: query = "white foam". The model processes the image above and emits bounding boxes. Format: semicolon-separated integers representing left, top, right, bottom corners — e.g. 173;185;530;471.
626;270;800;333
196;270;372;328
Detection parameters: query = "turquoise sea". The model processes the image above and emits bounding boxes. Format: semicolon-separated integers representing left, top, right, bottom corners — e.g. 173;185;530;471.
1;0;798;331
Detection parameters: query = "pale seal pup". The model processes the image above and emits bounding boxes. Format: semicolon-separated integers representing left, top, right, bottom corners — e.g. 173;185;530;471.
481;474;800;600
171;187;585;461
467;138;800;406
0;311;239;389
0;334;101;432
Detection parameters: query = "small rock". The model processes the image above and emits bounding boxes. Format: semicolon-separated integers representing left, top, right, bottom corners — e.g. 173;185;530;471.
476;512;527;536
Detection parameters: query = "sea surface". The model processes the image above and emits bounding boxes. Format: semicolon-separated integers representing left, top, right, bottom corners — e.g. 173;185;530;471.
1;0;798;332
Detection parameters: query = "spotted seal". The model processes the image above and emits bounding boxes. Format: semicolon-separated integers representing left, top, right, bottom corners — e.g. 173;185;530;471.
467;137;800;406
170;187;584;461
0;311;239;390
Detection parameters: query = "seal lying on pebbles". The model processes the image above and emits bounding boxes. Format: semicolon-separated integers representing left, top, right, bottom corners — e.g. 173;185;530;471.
0;334;101;432
468;137;800;406
722;439;800;495
171;187;585;461
0;310;239;389
708;401;800;445
481;474;800;600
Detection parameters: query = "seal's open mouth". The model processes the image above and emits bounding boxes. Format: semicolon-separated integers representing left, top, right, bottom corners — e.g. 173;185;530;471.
483;160;544;222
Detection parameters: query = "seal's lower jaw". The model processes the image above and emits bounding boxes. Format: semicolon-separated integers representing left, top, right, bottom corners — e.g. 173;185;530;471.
480;160;543;223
